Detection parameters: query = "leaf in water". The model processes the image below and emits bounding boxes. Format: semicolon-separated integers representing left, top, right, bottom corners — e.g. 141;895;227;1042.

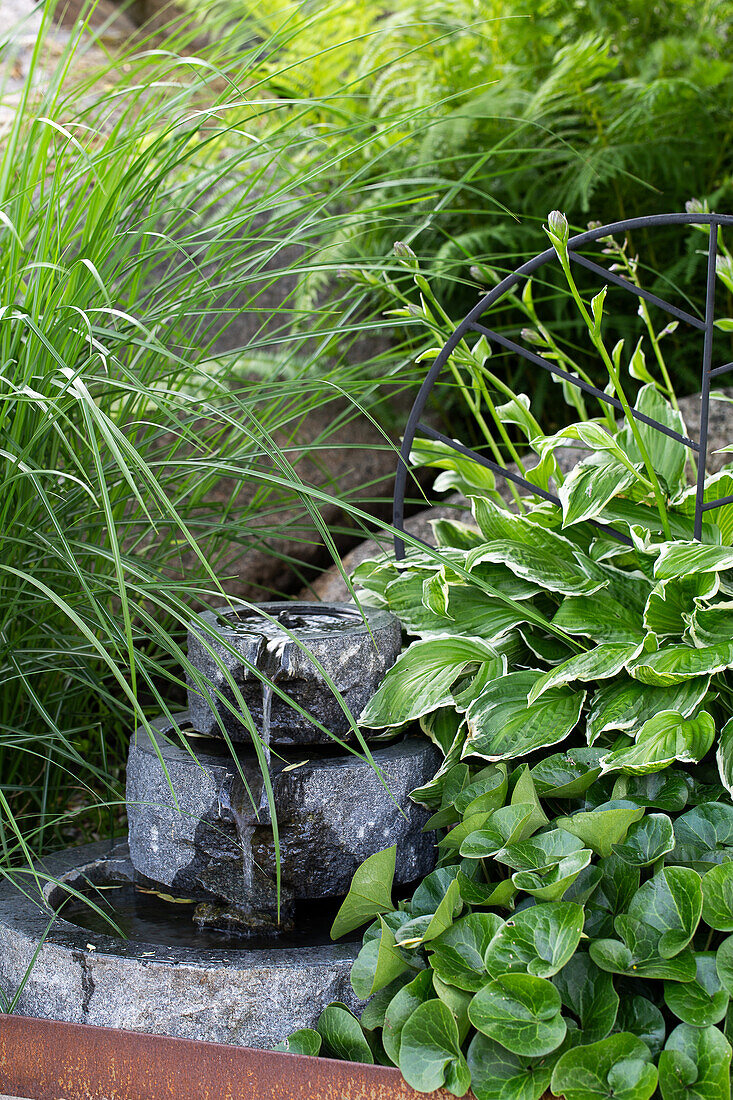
601;711;715;774
553;952;619;1042
398;999;471;1097
135;888;195;904
556;801;645;858
551;1032;657;1100
483;902;585;980
360;635;505;728
382;970;434;1066
429;912;504;992
330;846;396;939
317;1003;374;1064
658;1023;732;1100
465;670;584;762
467;1032;554;1100
612;813;675;866
469;972;566;1057
273;1028;322;1056
664;953;729;1027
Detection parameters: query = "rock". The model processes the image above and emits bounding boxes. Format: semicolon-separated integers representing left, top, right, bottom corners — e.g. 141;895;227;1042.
0;841;364;1048
185;601;402;744
126;713;439;913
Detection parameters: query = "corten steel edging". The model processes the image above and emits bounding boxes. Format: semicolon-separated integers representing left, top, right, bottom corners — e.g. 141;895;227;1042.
0;1014;468;1100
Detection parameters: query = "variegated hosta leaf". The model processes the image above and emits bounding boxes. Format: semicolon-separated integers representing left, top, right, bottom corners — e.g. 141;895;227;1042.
717;716;733;796
470;496;577;552
409;436;499;498
643;576;720;638
534;420;636;472
431;518;483;551
466;541;605;597
687;603;733;647
385;572;529;640
586;676;711;743
558;454;636;527
629;640;733;685
463;670;585;762
672;469;733;545
527;642;641;704
553;590;646;644
360;635;506;729
616;383;689;494
653;542;733;580
600;710;715;774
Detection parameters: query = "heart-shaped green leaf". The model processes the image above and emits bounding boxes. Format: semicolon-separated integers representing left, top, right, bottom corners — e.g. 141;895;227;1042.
613;813;675;866
628;866;703;957
551;1032;657;1100
396;878;463;948
531;748;604;798
658;1023;732;1100
483;902;585;979
331;846;396;939
591;914;696;981
665;953;729;1027
467;1032;555;1100
611;771;689;811
672;803;733;868
513;850;593;902
273;1028;322;1056
553;953;619;1042
556;801;645;858
429;912;504;991
398;999;471;1096
382;970;434;1066
469;972;567;1056
317;1003;374;1064
615;996;666;1058
702;863;733;931
351;917;410;999
459;803;537;858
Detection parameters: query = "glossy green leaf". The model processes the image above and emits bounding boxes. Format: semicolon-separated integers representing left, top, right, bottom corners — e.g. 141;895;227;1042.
612;813;675;866
610;771;690;811
513;850;593;903
553;953;619;1042
411;867;462;917
717;717;733;797
467;1033;555;1100
317;1003;374;1064
469;973;567;1057
628;865;703;957
590;914;697;981
714;935;733;998
397;879;463;948
551;1033;657;1100
556;801;645;858
496;829;590;872
398;999;471;1097
620;384;689;493
658;1023;732;1100
382;970;434;1067
453;765;509;816
465;670;585;762
553;591;646;644
601;711;715;774
664;954;729;1027
531;748;604;798
351;917;410;999
430;912;504;991
331;847;396;939
459;804;537;859
671;803;733;869
615;996;666;1058
273;1028;322;1056
702;863;733;931
483;902;585;979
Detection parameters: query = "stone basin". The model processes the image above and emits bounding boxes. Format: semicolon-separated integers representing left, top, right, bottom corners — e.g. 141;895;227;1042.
185;601;401;744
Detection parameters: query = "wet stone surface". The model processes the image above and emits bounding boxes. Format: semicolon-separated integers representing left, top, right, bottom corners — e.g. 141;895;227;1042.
126;713;439;915
185;601;402;745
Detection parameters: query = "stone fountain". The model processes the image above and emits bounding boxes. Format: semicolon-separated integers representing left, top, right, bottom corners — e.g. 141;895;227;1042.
0;602;438;1047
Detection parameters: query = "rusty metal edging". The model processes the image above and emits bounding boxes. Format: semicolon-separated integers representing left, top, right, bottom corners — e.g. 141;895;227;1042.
0;1014;466;1100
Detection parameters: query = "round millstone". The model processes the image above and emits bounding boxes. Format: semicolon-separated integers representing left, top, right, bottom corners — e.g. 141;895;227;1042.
0;841;363;1048
127;713;439;916
185;601;401;744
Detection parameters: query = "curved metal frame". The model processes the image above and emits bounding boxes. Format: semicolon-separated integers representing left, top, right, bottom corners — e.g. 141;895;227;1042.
393;212;733;558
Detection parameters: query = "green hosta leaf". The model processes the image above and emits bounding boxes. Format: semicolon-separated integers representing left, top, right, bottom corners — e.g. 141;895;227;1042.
687;604;733;647
410;436;498;497
628;865;703;957
432;518;484;551
702;863;733;930
273;1028;322;1056
556;801;645;858
717;717;733;796
553;953;619;1042
658;1023;732;1100
398;999;471;1097
644;579;703;639
553;591;646;644
483;902;585;979
531;748;604;798
629;643;733;685
551;1033;657;1100
382;970;434;1066
317;1003;374;1064
559;454;636;527
465;670;585;762
611;771;690;811
587;677;709;742
674;470;733;545
672;804;733;869
466;541;605;597
528;643;640;704
469;973;566;1057
615;996;666;1058
664;954;729;1027
467;1033;555;1100
601;711;715;774
350;917;410;999
654;542;733;580
430;912;504;992
612;813;675;866
331;847;395;939
360;635;505;728
459;804;538;859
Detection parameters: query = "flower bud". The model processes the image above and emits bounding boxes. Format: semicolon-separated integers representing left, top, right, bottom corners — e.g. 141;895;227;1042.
393;241;418;269
546;210;570;247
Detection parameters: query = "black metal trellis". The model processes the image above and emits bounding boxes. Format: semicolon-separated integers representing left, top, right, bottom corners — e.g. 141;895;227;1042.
393;212;733;559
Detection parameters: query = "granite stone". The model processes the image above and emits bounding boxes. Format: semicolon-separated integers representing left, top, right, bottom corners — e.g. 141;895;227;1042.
127;714;439;914
0;842;362;1048
185;601;402;744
